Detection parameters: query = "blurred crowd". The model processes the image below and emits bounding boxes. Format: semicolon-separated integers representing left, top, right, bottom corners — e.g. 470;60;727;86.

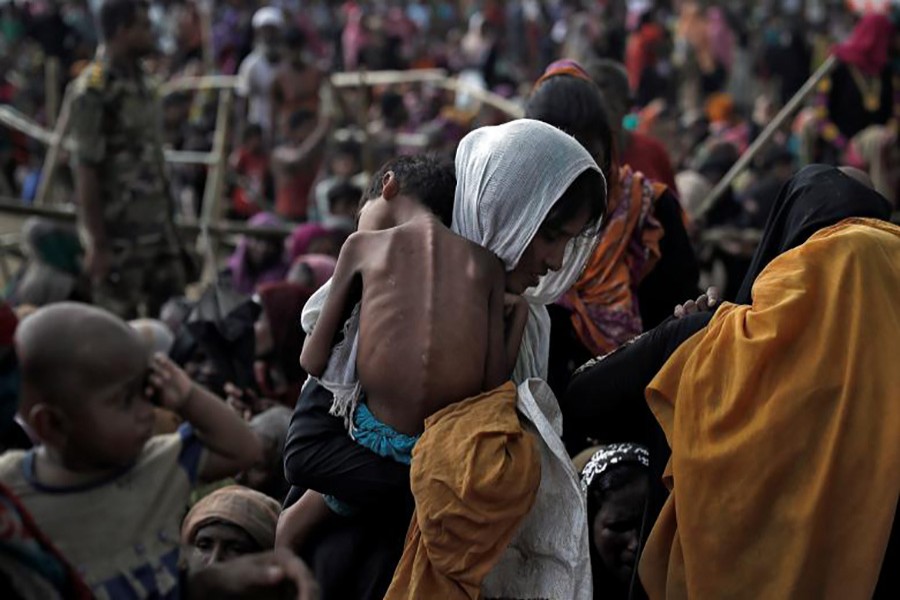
0;1;898;599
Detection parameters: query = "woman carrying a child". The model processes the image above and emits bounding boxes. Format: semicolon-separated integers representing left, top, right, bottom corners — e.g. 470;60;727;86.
283;119;608;599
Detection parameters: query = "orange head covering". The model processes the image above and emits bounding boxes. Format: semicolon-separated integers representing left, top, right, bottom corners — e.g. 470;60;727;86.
705;92;735;124
534;58;593;88
181;486;281;550
559;166;665;356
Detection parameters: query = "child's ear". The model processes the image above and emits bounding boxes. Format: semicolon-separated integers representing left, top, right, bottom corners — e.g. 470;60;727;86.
28;403;70;449
382;171;400;200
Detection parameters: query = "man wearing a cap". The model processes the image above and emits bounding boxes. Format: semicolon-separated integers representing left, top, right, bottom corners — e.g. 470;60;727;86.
237;7;285;145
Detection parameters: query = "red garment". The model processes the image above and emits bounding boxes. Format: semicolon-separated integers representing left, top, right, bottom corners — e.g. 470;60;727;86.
275;171;316;221
625;23;665;91
833;13;895;76
231;148;268;218
621;132;678;192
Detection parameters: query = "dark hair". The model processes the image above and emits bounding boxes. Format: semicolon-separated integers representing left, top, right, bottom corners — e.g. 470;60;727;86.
334;140;362;160
525;74;615;179
284;27;306;50
542;169;607;235
288;110;316;130
584;59;631;123
243;123;263;140
364;155;456;227
586;463;648;520
99;0;148;42
328;181;363;206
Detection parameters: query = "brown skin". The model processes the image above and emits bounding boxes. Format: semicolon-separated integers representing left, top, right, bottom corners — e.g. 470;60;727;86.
592;476;649;585
187;522;263;570
301;171;519;435
271;49;324;135
16;303;262;488
285;175;592;553
79;4;157;283
185;548;319;600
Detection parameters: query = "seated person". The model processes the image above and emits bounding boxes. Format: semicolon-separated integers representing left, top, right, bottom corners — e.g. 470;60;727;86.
181;485;281;569
278;155;532;573
578;443;652;600
237;406;293;503
0;302;262;598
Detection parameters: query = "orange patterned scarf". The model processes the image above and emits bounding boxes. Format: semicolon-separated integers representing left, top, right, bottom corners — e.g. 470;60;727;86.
559;166;665;356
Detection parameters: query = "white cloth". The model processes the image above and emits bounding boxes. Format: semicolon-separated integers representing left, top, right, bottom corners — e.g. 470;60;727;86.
236;49;279;137
452;119;605;381
301;119;602;599
482;378;592;600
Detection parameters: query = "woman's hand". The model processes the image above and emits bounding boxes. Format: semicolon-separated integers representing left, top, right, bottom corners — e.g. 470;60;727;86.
673;287;720;319
147;353;195;413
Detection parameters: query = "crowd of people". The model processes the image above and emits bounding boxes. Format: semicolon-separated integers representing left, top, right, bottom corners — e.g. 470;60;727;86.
1;0;899;599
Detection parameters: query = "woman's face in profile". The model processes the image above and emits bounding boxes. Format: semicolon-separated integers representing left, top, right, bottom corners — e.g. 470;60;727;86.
506;201;592;294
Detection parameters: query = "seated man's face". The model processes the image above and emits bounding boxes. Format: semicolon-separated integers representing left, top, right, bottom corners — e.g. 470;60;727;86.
187;522;261;570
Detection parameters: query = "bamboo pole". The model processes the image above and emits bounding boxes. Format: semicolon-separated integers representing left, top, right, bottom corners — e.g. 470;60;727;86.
45;57;60;128
198;88;234;283
696;55;838;220
34;87;74;207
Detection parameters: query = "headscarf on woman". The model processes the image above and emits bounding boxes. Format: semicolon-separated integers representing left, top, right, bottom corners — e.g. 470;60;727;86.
287;224;335;263
302;120;606;600
833;12;894;77
227;212;289;295
528;61;667;357
255;281;316;405
640;217;900;599
181;485;281;551
288;253;336;290
734;164;892;304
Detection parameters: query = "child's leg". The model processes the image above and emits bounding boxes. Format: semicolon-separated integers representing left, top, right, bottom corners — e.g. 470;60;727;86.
275;490;334;553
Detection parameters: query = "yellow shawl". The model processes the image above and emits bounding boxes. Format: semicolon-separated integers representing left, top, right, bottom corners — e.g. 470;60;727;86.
641;218;900;599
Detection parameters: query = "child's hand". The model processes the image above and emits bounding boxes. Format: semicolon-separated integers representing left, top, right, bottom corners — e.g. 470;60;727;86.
147;353;195;413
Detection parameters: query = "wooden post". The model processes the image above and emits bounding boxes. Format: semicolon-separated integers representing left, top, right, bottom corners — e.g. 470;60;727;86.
34;88;73;207
696;55;838;220
45;57;60;128
198;88;234;284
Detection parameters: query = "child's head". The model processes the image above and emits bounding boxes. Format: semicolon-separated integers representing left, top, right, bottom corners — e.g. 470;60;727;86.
16;303;155;471
327;181;364;221
358;155;456;230
329;140;362;178
288;110;316;144
242;123;264;153
235;406;292;501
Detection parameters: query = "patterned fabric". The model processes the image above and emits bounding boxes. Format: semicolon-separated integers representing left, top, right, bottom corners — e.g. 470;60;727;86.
558;166;664;357
67;54;185;318
68;56;177;244
580;443;650;492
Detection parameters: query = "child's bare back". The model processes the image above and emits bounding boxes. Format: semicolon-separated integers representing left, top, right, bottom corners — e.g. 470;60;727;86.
305;214;507;435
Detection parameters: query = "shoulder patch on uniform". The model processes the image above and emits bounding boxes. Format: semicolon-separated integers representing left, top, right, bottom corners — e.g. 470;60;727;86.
85;62;106;90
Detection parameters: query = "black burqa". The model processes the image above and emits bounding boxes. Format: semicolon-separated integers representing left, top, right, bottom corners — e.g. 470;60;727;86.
734;164;892;304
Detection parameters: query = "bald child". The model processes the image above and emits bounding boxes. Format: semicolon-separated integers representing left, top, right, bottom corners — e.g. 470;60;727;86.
0;302;262;598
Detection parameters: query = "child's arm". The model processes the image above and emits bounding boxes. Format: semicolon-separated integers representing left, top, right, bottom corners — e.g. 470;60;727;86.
149;354;263;482
503;292;529;376
275;490;334;553
299;233;366;377
484;263;510;390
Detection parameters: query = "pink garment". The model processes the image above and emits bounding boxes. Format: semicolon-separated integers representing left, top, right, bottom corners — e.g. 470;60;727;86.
291;254;336;289
287;224;333;263
706;7;734;70
833;13;895;76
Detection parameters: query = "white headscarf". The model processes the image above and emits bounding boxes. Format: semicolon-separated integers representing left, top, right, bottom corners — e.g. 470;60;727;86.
453;119;605;381
301;119;603;599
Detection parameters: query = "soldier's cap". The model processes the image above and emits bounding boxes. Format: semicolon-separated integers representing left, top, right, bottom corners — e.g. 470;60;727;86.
252;7;284;29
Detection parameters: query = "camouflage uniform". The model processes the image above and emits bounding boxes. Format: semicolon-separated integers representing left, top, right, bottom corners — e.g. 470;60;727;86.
68;55;186;319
